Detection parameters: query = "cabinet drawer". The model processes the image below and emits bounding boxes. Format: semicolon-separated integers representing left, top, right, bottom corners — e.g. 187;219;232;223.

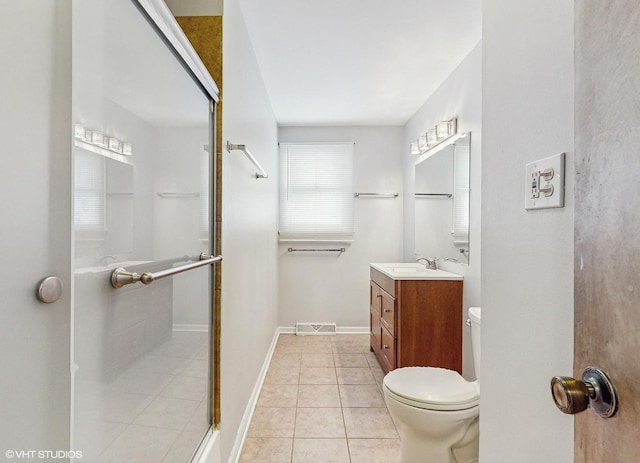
381;326;396;370
380;290;396;336
370;268;396;297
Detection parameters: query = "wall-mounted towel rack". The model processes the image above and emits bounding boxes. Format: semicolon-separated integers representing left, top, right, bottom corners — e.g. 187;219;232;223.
353;193;398;198
156;192;200;198
415;193;452;198
288;248;345;253
227;141;268;179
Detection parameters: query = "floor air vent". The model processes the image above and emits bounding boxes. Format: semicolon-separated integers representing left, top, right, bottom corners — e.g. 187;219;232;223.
295;323;337;336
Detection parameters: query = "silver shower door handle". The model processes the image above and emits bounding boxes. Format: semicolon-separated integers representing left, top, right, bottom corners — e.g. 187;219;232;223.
111;253;223;288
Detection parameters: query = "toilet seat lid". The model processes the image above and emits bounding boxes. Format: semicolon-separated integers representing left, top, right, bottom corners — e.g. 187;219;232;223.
383;367;479;410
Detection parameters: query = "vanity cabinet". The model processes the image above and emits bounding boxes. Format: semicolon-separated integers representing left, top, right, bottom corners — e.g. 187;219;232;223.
369;266;463;374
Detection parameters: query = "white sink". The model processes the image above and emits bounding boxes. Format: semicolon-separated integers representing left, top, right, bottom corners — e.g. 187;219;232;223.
370;262;462;281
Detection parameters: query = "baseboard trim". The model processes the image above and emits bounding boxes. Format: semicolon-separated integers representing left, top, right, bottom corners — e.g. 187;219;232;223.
227;327;283;463
279;325;369;335
336;326;369;334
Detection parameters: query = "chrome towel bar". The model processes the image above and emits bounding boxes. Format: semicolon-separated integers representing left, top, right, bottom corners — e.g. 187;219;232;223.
227;141;268;179
353;192;398;198
415;193;452;198
288;248;345;253
111;253;223;288
156;192;200;198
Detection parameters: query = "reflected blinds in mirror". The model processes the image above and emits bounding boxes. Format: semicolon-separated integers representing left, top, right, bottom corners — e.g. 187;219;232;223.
452;143;470;244
74;151;106;236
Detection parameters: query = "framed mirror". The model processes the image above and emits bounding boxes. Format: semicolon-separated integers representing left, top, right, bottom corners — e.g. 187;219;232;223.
414;132;470;263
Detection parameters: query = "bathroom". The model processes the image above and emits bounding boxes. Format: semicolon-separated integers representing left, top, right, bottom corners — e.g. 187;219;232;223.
1;0;638;462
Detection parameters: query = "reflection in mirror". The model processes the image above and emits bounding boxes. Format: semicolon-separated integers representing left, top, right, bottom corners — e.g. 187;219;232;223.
414;133;470;263
73;150;134;264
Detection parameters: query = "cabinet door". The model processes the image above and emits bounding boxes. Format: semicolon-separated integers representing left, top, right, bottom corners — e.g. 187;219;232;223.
370;281;382;347
380;290;396;336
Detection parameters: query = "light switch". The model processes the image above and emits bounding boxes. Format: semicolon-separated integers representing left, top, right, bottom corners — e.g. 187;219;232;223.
525;152;565;210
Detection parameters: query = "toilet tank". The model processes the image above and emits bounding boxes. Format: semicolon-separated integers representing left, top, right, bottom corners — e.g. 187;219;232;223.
468;307;481;381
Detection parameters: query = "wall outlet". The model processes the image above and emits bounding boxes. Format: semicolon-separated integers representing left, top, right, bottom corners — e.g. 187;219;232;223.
525;152;565;210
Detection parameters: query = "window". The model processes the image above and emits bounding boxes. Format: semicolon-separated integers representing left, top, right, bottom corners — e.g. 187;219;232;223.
74;151;106;238
279;143;354;239
451;142;470;244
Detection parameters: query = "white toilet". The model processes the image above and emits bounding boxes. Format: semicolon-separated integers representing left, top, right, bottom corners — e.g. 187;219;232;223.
383;307;481;463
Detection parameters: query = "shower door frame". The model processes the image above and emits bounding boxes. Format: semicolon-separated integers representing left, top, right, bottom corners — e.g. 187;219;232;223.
77;0;221;433
132;0;222;429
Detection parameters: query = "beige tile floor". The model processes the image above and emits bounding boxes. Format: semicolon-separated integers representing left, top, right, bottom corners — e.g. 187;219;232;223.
239;334;401;463
74;331;210;462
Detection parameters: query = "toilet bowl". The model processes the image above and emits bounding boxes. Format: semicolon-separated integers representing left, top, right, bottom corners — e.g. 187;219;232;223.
383;307;481;463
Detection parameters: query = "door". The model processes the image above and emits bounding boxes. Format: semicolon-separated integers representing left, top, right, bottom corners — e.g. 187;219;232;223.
574;1;640;461
0;1;73;454
71;0;218;461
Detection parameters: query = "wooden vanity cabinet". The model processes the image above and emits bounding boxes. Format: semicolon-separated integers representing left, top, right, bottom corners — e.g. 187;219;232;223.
369;267;463;374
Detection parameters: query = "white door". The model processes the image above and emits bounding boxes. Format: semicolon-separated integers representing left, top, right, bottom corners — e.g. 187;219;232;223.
0;1;73;454
71;1;217;461
0;1;218;461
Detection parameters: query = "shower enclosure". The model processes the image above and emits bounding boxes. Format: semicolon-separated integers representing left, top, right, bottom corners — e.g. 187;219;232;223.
71;0;219;460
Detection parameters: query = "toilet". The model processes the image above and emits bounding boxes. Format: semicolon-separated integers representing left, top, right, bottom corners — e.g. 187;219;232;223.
383;307;481;463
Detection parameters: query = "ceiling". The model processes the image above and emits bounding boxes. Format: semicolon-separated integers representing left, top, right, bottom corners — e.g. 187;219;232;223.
238;0;481;126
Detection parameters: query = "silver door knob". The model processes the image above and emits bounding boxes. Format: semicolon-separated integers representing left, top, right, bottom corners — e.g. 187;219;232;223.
550;366;618;418
37;276;64;303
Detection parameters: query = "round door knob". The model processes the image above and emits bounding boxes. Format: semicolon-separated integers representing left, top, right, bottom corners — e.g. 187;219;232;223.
550;376;591;414
37;276;64;303
550;366;618;418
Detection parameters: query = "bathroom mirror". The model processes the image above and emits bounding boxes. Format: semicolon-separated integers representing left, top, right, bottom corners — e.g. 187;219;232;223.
414;133;470;263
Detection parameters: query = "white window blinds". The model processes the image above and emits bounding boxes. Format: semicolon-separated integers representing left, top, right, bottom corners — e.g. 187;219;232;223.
279;143;354;239
74;151;106;237
451;143;470;244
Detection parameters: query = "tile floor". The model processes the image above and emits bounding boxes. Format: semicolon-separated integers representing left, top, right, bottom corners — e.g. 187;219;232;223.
74;330;210;462
239;334;401;463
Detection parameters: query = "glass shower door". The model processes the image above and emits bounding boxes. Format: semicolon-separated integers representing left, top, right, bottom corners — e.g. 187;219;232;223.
71;1;216;461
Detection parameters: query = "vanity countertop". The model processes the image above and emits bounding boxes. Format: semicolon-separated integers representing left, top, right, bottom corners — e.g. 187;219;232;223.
370;262;463;281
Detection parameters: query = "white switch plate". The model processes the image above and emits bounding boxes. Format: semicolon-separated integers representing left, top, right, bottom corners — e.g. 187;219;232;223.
525;152;565;210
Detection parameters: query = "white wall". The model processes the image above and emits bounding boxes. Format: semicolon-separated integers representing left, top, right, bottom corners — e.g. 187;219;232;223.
402;44;482;379
277;126;404;329
220;0;279;460
481;1;574;461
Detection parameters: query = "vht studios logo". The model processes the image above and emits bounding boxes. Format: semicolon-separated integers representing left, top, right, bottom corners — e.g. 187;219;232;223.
5;450;83;460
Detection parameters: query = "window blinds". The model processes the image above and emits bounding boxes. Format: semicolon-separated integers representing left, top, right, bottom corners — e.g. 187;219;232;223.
451;143;470;244
74;151;106;236
279;143;354;239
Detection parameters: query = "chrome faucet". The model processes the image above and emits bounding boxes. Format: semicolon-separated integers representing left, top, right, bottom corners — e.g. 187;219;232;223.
416;257;438;270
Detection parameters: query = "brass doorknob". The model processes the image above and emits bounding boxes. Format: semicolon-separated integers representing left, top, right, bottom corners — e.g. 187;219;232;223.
550;366;618;418
550;376;591;414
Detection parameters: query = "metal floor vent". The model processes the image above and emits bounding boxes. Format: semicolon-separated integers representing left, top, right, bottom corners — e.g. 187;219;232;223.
295;323;337;336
